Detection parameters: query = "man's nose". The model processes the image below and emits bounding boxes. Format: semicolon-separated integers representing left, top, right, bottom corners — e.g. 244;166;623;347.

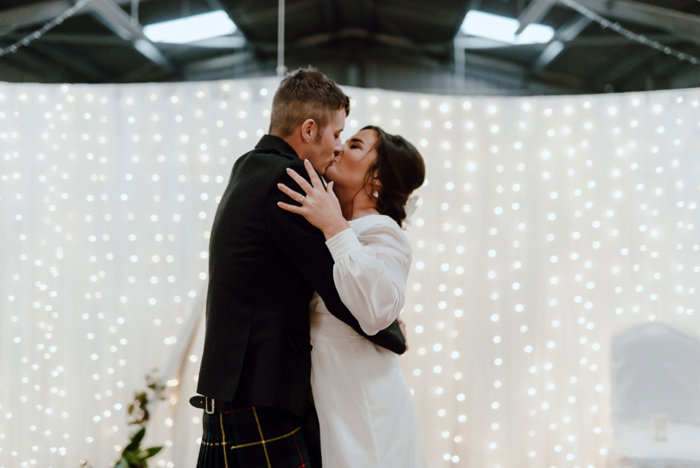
333;149;343;161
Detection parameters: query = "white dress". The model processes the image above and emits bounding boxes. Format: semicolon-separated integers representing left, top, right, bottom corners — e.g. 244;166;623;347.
309;214;426;468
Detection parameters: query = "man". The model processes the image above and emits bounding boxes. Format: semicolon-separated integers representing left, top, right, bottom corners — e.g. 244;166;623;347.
191;68;407;467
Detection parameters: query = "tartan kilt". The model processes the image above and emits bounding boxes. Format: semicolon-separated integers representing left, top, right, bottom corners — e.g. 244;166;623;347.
196;406;311;468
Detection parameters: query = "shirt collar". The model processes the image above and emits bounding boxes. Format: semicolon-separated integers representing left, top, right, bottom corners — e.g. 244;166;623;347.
256;134;328;188
255;134;298;158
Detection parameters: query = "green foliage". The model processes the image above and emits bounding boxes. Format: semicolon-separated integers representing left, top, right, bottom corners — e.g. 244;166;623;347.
116;427;164;468
127;370;167;426
81;368;168;468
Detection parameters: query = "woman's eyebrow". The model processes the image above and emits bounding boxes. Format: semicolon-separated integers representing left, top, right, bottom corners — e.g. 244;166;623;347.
349;138;364;146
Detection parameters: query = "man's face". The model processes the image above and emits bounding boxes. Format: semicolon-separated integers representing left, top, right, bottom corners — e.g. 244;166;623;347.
305;109;345;176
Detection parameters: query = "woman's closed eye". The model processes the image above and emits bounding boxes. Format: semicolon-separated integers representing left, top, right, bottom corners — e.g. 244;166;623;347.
348;138;364;150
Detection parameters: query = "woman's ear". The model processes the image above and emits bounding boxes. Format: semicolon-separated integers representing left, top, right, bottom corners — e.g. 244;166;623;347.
372;170;382;188
300;119;316;143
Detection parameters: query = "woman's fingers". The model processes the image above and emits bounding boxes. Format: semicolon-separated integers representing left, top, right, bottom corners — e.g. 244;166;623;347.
303;159;323;189
286;168;313;194
326;181;338;200
277;201;303;214
277;183;304;203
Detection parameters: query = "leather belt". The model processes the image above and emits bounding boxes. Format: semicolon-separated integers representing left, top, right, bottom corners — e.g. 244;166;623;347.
189;395;246;414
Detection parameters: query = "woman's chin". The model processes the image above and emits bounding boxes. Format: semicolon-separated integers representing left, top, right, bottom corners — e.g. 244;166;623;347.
324;164;337;181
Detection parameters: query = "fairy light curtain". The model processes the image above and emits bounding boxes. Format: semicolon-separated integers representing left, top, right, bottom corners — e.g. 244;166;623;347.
0;77;698;468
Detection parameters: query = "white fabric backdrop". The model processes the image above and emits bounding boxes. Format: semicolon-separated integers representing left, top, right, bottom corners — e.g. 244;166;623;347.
610;323;700;467
1;78;699;468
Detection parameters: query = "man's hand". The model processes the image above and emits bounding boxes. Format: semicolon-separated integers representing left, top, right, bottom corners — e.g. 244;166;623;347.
398;319;408;351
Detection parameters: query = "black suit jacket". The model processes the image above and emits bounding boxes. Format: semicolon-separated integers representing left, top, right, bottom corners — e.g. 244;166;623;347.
196;135;406;418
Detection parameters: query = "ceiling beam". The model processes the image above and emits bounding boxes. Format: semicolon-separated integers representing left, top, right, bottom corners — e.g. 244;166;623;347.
619;53;683;92
0;44;70;81
114;62;169;83
86;0;172;69
0;0;158;38
461;51;588;92
531;16;591;72
454;0;478;37
30;41;114;81
593;47;658;89
253;28;432;54
374;3;457;28
0;0;172;70
531;41;564;72
2;32;245;49
4;33;126;46
565;34;679;48
515;0;557;34
575;0;700;47
242;0;320;24
554;15;592;42
454;33;680;50
668;63;700;89
165;35;246;50
12;29;677;52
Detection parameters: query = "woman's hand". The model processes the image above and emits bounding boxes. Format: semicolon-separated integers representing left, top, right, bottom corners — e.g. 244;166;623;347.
277;159;350;240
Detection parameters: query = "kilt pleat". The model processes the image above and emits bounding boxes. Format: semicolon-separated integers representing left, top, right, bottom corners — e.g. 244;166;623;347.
196;406;311;468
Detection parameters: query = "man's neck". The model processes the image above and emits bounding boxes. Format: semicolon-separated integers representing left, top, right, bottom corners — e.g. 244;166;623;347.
271;132;306;160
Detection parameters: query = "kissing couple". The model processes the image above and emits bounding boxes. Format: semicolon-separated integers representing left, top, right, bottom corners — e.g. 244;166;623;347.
191;67;427;468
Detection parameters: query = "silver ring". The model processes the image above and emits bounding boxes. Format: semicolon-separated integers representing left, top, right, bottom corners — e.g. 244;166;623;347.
299;195;305;204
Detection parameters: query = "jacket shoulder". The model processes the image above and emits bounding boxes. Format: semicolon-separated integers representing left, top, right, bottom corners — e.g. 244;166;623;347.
241;147;303;172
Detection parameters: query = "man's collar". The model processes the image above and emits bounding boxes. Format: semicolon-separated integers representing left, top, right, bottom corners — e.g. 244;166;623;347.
255;134;327;188
255;134;298;158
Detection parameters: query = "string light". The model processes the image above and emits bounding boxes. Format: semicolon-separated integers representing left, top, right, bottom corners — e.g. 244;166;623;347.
559;0;699;65
0;0;92;57
2;79;698;467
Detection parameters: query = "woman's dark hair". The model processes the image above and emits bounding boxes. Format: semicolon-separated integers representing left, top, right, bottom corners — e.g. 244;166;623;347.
362;126;426;228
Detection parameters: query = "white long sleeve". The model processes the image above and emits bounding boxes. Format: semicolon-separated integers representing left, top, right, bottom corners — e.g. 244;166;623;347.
325;215;412;336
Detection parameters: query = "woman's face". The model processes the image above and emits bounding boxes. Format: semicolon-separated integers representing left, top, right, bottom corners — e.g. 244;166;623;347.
324;129;378;194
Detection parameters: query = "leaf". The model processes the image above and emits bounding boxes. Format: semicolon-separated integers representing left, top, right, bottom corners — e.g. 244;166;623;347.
124;449;143;465
115;458;129;468
142;446;163;459
121;443;133;457
123;427;145;454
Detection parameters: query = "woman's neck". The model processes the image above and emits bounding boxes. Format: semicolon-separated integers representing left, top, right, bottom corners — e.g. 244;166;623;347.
335;184;379;221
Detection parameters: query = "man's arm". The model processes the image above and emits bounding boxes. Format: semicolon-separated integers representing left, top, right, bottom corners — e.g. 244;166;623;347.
266;159;406;355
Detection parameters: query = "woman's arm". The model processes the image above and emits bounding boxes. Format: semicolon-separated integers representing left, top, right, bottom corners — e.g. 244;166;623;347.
326;220;411;336
267;159;407;354
275;160;410;341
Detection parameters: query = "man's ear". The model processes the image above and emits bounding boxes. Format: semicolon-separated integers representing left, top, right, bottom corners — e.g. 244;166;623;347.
300;119;316;143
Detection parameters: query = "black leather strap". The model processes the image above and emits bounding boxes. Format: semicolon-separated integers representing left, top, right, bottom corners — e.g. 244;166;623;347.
189;395;246;414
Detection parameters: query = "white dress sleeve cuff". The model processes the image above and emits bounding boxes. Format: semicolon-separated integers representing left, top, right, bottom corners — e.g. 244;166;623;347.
325;227;363;262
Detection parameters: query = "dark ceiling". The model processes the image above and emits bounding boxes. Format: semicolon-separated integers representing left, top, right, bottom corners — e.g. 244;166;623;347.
0;0;699;94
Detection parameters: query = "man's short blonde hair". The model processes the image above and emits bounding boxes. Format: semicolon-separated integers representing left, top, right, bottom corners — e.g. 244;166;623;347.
269;67;350;139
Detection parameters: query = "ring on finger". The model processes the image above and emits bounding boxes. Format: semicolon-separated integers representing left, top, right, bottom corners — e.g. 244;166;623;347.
299;195;305;204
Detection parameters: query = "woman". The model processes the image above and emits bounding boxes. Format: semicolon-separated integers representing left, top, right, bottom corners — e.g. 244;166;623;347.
277;126;427;467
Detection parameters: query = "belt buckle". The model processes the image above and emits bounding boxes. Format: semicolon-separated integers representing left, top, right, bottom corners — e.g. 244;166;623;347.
205;396;215;414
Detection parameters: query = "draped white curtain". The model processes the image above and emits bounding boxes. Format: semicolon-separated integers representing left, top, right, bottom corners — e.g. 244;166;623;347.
1;78;698;468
